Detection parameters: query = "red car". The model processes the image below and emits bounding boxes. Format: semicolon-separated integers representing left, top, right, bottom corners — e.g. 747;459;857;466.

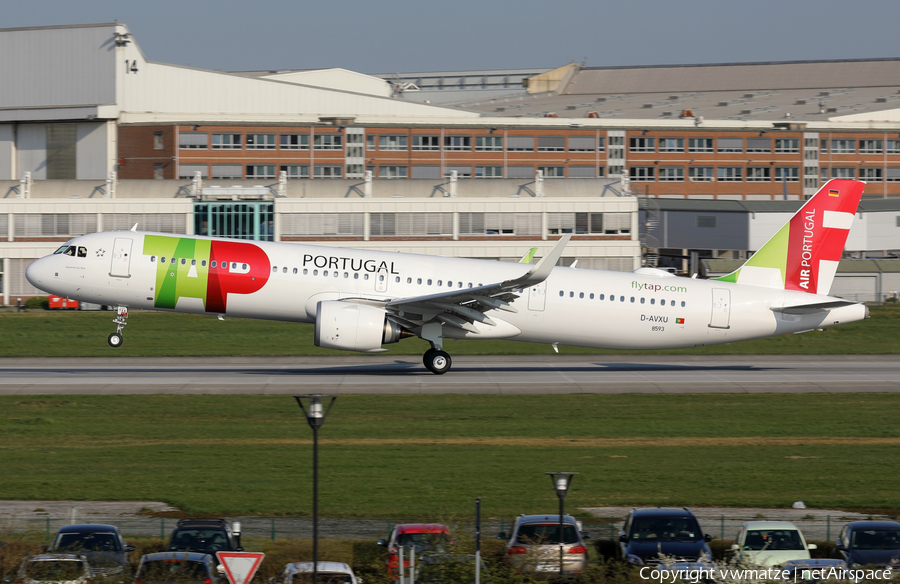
377;523;451;582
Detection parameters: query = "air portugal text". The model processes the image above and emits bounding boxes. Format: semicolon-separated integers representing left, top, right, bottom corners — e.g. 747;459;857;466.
302;253;399;274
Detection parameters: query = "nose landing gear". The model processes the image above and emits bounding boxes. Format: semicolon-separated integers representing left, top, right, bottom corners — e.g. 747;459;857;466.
108;306;128;348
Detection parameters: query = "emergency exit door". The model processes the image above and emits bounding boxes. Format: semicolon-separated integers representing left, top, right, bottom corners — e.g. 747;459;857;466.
110;238;133;278
709;288;731;329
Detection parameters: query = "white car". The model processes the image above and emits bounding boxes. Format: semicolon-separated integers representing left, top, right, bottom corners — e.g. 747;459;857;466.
275;561;360;584
731;521;818;567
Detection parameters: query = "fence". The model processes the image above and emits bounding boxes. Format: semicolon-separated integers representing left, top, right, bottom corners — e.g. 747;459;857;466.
0;514;883;544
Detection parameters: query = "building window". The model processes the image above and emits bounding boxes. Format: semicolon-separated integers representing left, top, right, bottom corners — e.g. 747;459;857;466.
367;135;376;150
537;166;564;177
717;166;742;181
460;212;541;236
506;136;535;151
804;149;819;160
746;138;771;153
830;167;856;179
607;165;624;176
567;166;596;178
179;164;208;179
887;168;900;182
379;165;408;179
630;166;655;181
830;139;855;154
246;164;276;179
411;135;440;151
280;213;363;237
697;216;717;228
475;136;503;151
804;177;819;189
475;165;503;178
859;139;883;154
537;136;566;152
212;133;242;149
179;133;208;149
444;166;472;178
629;137;655;152
774;167;800;182
211;164;242;179
346;146;364;158
379;135;408;151
746;167;771;182
658;166;684;181
658;137;684;153
688;138;714;152
859;167;883;181
567;136;596;152
804;137;819;149
887;140;900;154
246;134;276;149
153;163;165;179
444;135;472;151
314;165;342;178
280;134;309;150
314;135;343;150
280;164;309;178
153;132;164;150
689;167;714;182
371;212;453;236
717;138;743;153
774;138;800;153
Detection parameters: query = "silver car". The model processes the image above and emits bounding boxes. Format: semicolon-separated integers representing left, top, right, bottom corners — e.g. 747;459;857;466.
500;514;589;576
18;555;93;584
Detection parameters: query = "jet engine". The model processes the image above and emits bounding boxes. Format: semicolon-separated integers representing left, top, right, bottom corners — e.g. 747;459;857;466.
314;300;405;352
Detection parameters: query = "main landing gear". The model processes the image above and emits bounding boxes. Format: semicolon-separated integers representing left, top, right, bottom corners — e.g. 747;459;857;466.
423;348;452;375
108;306;128;348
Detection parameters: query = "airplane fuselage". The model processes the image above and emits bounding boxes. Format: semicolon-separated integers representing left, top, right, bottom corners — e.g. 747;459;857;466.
27;231;866;351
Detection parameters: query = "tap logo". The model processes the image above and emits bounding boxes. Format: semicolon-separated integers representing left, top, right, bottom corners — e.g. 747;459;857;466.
143;236;270;313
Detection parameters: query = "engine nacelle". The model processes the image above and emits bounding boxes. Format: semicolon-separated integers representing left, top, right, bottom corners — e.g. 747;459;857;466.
314;301;401;352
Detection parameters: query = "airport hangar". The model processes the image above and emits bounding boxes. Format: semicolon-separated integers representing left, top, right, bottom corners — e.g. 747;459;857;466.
1;22;899;305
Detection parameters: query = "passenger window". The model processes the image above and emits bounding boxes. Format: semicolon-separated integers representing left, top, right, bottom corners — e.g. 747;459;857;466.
151;256;156;262
651;298;656;305
161;256;167;263
364;274;369;280
211;261;216;268
640;297;645;304
448;281;453;287
407;278;412;284
324;271;329;277
379;274;384;281
660;299;664;305
681;301;686;307
191;259;196;266
590;293;594;299
437;280;443;286
272;266;277;272
600;294;605;300
303;269;308;275
620;296;625;302
201;260;206;267
569;291;574;297
468;283;473;288
313;270;319;276
417;278;422;285
333;271;338;278
579;292;584;299
181;258;186;265
172;258;177;264
396;276;400;283
630;297;635;303
353;273;358;279
559;291;564;297
293;268;298;274
243;263;248;270
427;279;432;285
345;272;349;278
283;267;287;273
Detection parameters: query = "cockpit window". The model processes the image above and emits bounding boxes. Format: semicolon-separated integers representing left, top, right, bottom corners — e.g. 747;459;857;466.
54;246;70;255
77;247;87;258
63;246;76;256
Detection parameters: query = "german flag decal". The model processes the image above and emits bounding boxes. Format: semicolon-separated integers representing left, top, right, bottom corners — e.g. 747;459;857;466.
829;189;840;196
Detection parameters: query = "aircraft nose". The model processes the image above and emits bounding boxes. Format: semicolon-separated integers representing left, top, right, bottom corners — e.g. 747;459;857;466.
25;258;46;287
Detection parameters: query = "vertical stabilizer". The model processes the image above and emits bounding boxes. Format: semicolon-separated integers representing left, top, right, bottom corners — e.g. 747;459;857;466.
714;179;864;294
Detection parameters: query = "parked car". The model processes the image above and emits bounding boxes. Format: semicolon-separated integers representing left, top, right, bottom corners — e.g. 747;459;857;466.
619;508;712;565
498;514;589;576
377;523;450;582
730;521;817;567
135;552;222;584
835;520;900;568
166;518;242;572
273;562;360;584
46;524;135;582
16;554;92;584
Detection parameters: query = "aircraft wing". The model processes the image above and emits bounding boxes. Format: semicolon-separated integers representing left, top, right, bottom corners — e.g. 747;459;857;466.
379;235;570;333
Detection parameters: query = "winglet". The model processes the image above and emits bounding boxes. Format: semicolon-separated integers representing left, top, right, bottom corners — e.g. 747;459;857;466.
130;223;139;232
507;234;571;289
518;247;538;264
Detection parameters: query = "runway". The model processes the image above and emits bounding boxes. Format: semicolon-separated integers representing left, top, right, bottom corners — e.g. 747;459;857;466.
0;354;898;394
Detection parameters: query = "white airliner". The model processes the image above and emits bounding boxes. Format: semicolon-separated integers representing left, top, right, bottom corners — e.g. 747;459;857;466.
25;179;867;374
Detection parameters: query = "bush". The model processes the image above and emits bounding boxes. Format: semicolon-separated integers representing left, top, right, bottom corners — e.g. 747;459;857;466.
24;296;49;310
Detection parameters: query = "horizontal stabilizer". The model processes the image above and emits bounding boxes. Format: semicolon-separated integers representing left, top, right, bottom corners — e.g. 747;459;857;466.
770;300;858;315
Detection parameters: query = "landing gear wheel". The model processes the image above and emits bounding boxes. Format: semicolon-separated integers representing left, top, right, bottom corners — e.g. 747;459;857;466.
108;332;124;348
424;349;452;375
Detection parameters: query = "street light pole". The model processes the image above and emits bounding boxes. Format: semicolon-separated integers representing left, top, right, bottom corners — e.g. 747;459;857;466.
546;472;577;579
295;395;337;584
